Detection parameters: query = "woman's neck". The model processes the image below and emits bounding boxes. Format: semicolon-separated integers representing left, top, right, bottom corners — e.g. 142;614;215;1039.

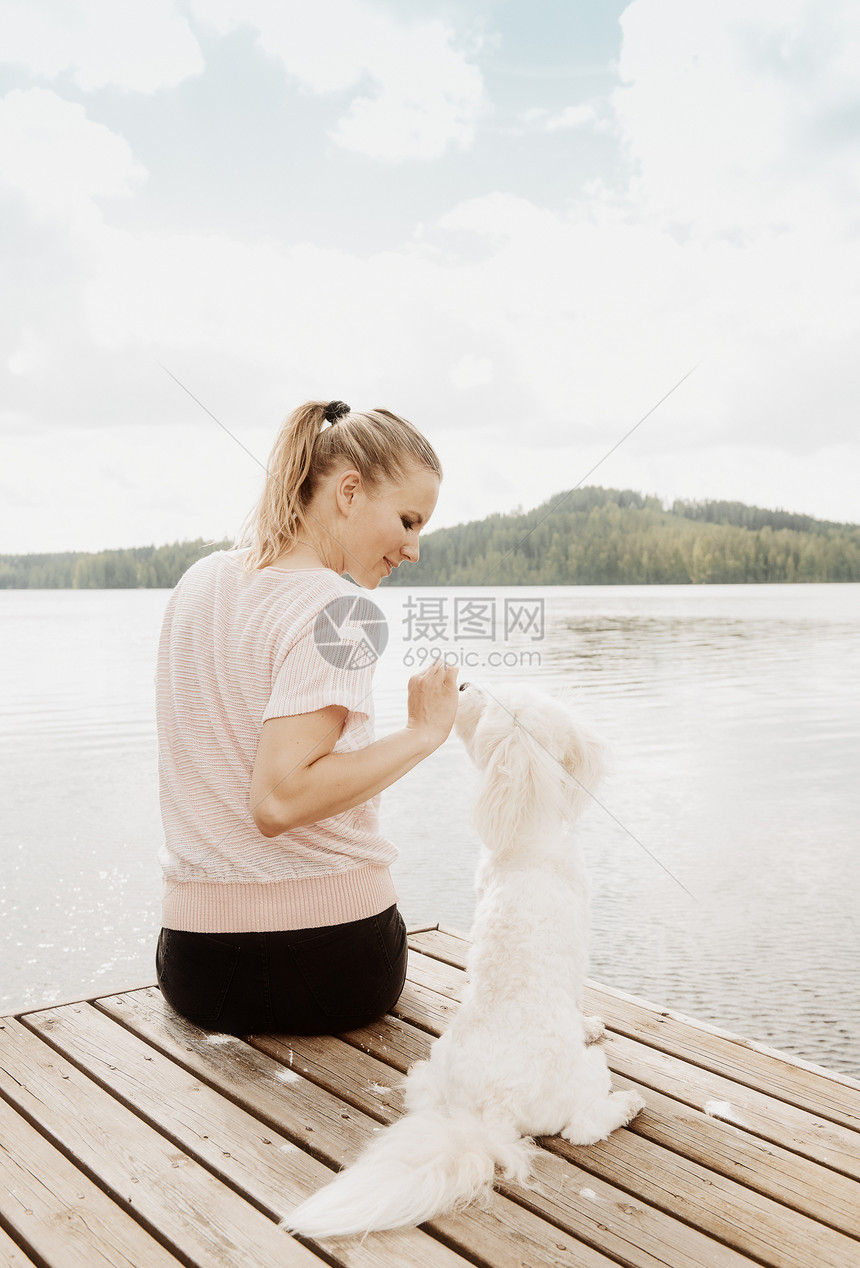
268;540;333;570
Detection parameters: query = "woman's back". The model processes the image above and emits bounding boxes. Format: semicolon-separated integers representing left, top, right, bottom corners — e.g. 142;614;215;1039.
156;545;396;933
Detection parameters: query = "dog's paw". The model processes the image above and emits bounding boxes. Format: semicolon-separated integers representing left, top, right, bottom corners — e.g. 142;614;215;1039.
560;1089;646;1145
582;1014;605;1044
616;1089;646;1124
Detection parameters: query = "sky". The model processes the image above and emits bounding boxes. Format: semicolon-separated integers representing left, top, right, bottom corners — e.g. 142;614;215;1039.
2;0;859;556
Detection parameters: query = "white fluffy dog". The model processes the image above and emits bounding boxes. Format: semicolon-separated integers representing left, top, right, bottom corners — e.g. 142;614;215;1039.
283;681;644;1238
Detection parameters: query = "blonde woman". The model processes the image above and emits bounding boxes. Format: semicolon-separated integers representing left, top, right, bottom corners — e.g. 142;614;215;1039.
155;400;458;1035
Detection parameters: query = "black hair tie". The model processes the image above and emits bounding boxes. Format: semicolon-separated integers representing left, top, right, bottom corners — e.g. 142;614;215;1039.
324;400;350;423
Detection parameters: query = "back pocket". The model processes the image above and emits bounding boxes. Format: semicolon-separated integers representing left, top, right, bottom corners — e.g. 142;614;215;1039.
157;928;242;1025
288;916;395;1023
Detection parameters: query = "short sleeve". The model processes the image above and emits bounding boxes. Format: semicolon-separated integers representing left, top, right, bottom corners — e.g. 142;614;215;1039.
262;610;377;725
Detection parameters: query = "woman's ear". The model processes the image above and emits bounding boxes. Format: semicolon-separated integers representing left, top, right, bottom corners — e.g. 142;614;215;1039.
334;469;362;513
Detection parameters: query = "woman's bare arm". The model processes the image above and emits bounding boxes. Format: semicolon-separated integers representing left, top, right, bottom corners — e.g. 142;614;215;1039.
250;662;458;836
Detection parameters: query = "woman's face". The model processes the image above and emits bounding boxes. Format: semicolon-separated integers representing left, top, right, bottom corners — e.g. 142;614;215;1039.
338;463;440;589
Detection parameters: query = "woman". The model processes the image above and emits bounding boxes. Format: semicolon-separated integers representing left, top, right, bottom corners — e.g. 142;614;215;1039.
155;399;459;1035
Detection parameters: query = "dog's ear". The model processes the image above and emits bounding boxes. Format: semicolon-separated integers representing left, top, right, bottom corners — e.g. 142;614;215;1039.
472;724;567;846
561;723;608;821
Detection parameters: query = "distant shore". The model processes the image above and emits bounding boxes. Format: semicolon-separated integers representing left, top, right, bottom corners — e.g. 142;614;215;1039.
3;486;859;589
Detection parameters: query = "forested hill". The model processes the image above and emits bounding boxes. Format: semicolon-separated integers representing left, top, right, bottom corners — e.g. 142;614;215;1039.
383;489;860;588
1;487;858;589
384;488;860;586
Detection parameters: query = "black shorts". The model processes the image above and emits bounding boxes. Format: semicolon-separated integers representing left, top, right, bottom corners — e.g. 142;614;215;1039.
155;903;408;1036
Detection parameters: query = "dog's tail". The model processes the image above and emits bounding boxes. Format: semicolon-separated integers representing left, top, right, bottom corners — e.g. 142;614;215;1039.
282;1107;533;1239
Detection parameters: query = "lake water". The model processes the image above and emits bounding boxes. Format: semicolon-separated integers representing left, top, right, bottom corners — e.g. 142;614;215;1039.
1;582;858;1079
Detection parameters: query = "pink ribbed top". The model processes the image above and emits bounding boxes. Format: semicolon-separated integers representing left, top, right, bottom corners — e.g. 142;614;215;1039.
155;547;397;932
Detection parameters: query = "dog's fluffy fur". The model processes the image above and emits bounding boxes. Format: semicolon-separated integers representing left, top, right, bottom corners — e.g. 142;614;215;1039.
283;682;644;1238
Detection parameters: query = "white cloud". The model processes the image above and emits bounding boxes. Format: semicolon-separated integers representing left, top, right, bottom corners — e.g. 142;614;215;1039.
0;0;204;93
433;187;860;453
3;1;860;554
613;0;860;235
0;419;263;554
0;89;147;227
189;0;485;160
527;102;614;134
5;166;858;458
544;103;599;131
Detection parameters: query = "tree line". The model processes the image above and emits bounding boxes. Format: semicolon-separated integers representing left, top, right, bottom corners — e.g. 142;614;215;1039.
1;488;858;588
0;538;229;590
384;488;860;585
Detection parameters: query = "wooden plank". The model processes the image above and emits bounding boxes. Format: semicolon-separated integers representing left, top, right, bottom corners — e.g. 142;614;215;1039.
405;946;464;1001
594;976;860;1091
411;924;860;1093
603;1029;860;1182
95;987;416;1172
408;930;860;1126
407;926;470;965
539;1128;860;1268
0;1226;37;1268
395;955;860;1206
605;1068;860;1240
0;1226;38;1268
0;1016;322;1268
419;926;860;1092
342;1005;860;1239
28;1001;468;1268
341;1010;428;1077
95;987;655;1268
251;1032;407;1124
0;1093;181;1268
392;977;460;1032
3;928;854;1267
253;1033;765;1268
587;980;860;1128
7;979;158;1018
436;924;469;942
95;988;633;1268
406;940;860;1181
253;1030;860;1268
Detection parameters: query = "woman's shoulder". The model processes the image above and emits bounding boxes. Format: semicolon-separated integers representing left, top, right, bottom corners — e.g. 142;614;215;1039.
176;549;370;624
193;548;348;589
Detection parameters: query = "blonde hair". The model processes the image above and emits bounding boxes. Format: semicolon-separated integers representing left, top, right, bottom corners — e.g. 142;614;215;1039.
234;400;442;572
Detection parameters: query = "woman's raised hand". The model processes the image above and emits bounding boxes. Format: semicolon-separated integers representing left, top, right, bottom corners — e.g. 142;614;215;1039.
406;660;460;747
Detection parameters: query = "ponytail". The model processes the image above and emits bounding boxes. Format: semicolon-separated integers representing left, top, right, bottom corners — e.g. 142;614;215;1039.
234;400;441;572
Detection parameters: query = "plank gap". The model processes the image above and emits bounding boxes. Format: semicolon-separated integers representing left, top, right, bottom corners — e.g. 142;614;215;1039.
18;1007;304;1232
600;1019;860;1133
0;1062;200;1268
0;1209;43;1268
591;982;860;1094
617;1064;860;1184
533;1141;795;1268
406;935;860;1143
91;997;349;1175
9;981;158;1020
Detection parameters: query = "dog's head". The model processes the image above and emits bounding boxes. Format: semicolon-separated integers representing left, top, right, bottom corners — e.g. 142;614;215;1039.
455;681;607;847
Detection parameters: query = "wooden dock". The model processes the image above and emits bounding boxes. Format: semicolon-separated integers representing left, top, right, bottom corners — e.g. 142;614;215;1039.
1;924;859;1267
